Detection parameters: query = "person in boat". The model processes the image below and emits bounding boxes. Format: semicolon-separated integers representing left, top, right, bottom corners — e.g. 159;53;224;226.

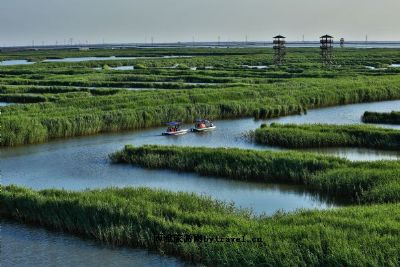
196;119;208;129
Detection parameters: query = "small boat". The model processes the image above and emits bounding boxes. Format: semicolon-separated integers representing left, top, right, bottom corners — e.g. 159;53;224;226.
162;122;189;136
191;119;216;132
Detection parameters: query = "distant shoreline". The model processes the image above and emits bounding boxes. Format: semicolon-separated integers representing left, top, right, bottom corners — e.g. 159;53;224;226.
3;41;400;51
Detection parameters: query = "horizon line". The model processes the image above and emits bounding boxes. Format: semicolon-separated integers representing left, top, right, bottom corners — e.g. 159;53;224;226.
2;40;400;49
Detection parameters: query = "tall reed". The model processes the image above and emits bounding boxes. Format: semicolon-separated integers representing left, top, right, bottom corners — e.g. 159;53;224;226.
111;145;400;203
2;185;400;266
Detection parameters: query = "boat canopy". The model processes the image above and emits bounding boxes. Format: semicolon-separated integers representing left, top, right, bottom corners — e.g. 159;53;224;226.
196;119;210;123
165;122;182;126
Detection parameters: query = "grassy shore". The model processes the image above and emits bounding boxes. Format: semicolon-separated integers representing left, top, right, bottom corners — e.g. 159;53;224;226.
253;123;400;150
110;145;400;203
362;111;400;125
2;185;400;266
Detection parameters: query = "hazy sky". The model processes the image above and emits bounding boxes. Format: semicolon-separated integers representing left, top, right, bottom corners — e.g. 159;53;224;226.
1;0;399;46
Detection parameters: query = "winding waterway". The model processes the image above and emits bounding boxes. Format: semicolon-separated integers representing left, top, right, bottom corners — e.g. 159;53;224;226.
1;99;400;266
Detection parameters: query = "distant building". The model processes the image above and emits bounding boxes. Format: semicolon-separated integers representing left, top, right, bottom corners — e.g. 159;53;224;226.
340;38;345;48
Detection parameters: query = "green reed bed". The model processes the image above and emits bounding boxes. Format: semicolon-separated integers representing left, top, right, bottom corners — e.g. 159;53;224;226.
110;145;400;203
2;47;400;66
0;47;268;62
2;185;400;266
2;47;400;147
0;93;48;103
2;75;400;147
362;111;400;125
253;123;400;150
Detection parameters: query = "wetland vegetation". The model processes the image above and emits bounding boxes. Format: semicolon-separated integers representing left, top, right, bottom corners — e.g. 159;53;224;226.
253;123;400;150
111;145;400;204
362;111;400;124
2;48;400;147
1;185;400;266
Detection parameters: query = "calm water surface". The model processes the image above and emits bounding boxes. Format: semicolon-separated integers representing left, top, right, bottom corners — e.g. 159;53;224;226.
43;56;138;63
1;220;189;267
0;102;15;107
1;56;194;65
0;60;34;66
43;55;192;63
94;66;135;71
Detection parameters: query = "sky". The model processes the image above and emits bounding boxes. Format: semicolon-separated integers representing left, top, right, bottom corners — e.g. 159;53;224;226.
1;0;400;46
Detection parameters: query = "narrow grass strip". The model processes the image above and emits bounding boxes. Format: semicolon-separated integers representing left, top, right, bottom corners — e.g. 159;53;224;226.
253;123;400;150
110;145;400;203
362;111;400;125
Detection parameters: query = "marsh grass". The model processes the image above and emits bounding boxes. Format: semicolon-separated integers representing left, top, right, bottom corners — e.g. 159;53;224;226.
2;48;400;146
2;185;400;266
111;145;400;203
253;123;400;150
362;111;400;125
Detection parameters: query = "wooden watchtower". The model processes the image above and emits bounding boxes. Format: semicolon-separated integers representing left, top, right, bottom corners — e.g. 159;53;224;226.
320;34;334;66
273;35;286;65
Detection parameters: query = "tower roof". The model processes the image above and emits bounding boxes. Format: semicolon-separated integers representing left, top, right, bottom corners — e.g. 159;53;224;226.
320;34;333;38
273;35;286;39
